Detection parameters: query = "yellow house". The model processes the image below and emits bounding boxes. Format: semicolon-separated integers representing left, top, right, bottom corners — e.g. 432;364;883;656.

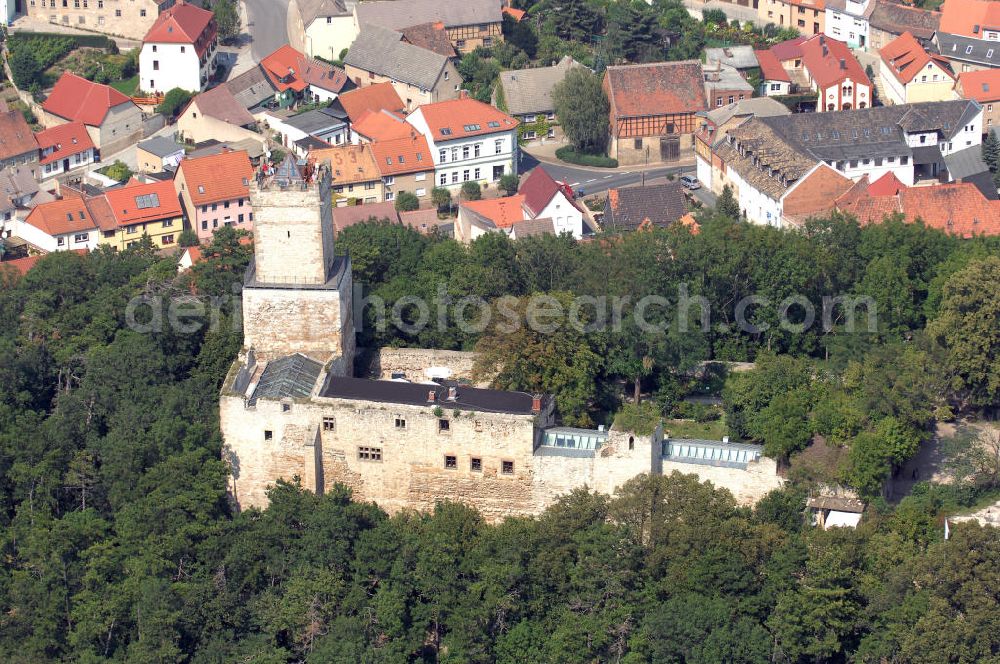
95;179;185;250
879;32;957;105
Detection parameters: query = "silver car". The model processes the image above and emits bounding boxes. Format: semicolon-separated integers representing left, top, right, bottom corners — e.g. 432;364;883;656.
680;175;701;190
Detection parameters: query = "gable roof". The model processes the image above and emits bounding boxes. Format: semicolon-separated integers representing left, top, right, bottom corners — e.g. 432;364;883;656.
284;107;347;134
351;109;415;141
138;135;185;157
337;82;406;121
191;85;256;126
520;166;576;217
24;196;99;236
754;49;791;82
868;171;906;195
0;110;39;161
605;183;688;231
497;56;583;116
35;122;95;165
771;36;808;61
704;97;791;128
297;0;349;27
370;133;433;176
879;31;954;85
400;22;456;58
704;45;759;70
104;179;183;225
225;65;277;110
344;25;450;91
938;0;1000;39
781;163;854;223
354;0;501;30
310;144;381;184
43;72;135;126
800;35;871;89
605;61;707;118
331;201;400;233
261;45;350;94
143;0;216;55
869;0;940;41
957;68;1000;102
410;97;518;142
461;195;527;228
177;150;254;205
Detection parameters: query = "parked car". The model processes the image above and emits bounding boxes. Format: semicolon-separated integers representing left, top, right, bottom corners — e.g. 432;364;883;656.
680;175;701;190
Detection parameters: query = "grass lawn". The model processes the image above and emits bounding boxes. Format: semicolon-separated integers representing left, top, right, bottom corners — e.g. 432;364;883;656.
110;75;139;96
661;418;731;441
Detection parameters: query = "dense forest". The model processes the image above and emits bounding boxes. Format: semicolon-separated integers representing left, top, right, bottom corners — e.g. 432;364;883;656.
1;206;999;661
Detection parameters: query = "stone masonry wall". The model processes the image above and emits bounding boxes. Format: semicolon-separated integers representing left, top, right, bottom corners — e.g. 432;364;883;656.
661;457;783;505
369;348;480;383
242;286;348;361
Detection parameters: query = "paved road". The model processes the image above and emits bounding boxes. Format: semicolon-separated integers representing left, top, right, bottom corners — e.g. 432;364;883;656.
245;0;291;62
520;152;717;207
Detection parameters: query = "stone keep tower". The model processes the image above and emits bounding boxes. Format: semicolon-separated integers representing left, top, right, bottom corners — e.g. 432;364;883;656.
242;157;355;374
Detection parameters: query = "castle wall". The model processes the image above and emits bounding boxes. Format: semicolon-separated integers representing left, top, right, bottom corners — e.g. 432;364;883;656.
660;457;783;505
369;347;480;383
250;179;335;285
242;285;349;362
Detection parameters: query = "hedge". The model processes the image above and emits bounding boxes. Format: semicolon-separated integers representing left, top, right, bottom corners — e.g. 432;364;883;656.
11;31;113;50
555;146;618;168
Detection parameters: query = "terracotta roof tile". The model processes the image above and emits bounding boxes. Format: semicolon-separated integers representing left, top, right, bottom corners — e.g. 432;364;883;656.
867;171;905;196
310;144;382;185
24;195;99;236
800;35;871;89
957;69;1000;103
869;1;940;41
104;179;183;226
782;164;854;220
604;183;688;231
400;22;455;58
399;208;445;233
261;45;349;94
177;150;254;206
520;166;580;217
605;61;707;118
755;49;791;82
461;195;527;228
503;6;525;21
331;201;399;233
0;110;39;161
35;122;95;165
771;36;808;61
900;183;1000;236
410;97;518;142
43;72;134;126
351;109;416;141
338;83;406;122
939;0;1000;39
142;0;216;56
370;133;433;176
879;32;954;85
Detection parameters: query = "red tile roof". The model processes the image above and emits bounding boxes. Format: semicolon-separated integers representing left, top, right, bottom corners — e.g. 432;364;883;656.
520;166;578;217
177;150;254;206
867;171;905;196
462;195;527;228
771;36;808;62
800;35;871;89
331;201;400;233
338;82;406;121
143;0;216;55
0;110;39;161
782;164;854;221
502;6;525;21
939;0;1000;38
35;122;95;165
0;255;42;275
604;61;707;118
351;109;416;141
370;133;433;176
412;97;518;142
260;45;349;94
755;49;791;82
879;32;954;85
24;195;99;236
104;179;183;226
957;68;1000;103
43;72;134;126
311;144;382;185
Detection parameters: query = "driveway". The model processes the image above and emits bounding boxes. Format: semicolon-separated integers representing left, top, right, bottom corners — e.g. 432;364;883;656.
245;0;291;62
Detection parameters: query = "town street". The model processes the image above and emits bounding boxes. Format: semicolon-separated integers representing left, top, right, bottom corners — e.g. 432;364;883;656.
244;0;292;62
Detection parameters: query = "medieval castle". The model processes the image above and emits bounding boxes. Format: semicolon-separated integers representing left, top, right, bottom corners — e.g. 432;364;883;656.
219;160;782;520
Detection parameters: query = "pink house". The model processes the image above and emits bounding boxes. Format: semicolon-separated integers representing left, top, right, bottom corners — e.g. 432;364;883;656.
174;149;255;241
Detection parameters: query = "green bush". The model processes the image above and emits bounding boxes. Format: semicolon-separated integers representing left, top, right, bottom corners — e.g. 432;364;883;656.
461;181;482;201
613;401;662;436
555;146;618;168
394;191;420;212
156;88;193;117
100;160;134;183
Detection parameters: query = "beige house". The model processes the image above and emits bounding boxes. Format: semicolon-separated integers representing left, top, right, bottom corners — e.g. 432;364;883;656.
344;25;461;111
879;31;955;105
176;85;261;145
41;72;143;156
25;0;163;40
370;132;435;204
353;0;502;54
288;0;356;62
310;144;384;204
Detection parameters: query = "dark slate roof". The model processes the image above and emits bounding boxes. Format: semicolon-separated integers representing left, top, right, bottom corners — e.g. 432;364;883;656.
605;183;688;231
935;33;1000;68
959;170;999;200
225;65;276;110
869;0;940;41
284;108;347;133
755;100;980;162
320;375;545;414
911;145;943;164
295;135;333;150
251;354;323;404
138;135;185;157
344;25;449;91
945;144;990;179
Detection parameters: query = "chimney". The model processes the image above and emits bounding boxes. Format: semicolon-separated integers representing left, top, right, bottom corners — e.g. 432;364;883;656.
433;20;444;30
447;386;458;401
819;34;825;45
840;58;846;70
531;395;542;413
822;45;828;57
458;89;469;100
427;390;437;403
